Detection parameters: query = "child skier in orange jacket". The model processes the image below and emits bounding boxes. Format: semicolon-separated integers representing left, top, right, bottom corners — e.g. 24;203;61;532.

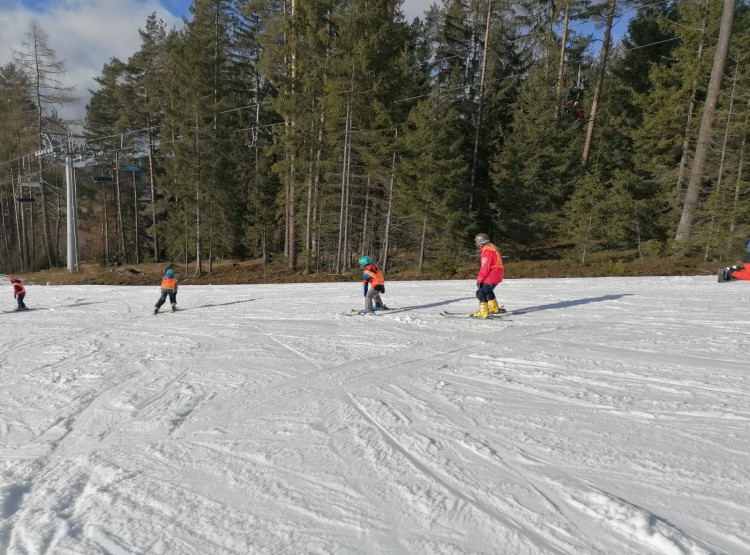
358;256;386;315
9;276;28;311
154;266;178;314
472;233;505;319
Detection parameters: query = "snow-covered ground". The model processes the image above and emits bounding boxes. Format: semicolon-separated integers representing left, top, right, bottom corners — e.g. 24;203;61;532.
0;276;748;555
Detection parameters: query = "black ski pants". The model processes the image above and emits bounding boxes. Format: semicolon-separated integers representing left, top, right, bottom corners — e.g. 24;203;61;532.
155;289;177;308
476;283;497;303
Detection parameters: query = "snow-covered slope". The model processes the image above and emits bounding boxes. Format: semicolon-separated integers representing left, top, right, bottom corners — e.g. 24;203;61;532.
1;277;747;555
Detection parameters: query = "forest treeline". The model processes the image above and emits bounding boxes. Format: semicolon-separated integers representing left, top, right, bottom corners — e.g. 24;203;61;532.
1;0;749;276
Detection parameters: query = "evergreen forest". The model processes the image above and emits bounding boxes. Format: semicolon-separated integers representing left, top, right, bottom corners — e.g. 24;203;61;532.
1;0;749;278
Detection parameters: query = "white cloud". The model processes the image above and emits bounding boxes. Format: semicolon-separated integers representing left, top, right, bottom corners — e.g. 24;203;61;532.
0;0;182;127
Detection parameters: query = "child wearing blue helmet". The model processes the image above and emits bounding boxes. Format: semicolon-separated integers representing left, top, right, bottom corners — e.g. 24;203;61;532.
358;256;386;314
154;265;178;314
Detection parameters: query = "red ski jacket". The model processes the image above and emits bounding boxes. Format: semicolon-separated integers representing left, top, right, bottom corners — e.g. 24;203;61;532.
12;281;25;297
477;244;504;285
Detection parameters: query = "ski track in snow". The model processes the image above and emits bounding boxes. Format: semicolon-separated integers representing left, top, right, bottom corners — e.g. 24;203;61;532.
0;277;748;554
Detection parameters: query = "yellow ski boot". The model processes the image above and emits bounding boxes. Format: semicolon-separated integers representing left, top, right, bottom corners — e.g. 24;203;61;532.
471;302;489;319
487;299;506;314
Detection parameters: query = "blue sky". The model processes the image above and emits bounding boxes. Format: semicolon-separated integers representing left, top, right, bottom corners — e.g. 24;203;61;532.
16;0;191;17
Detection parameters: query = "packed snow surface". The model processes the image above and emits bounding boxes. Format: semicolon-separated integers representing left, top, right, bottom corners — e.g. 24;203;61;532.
0;276;748;555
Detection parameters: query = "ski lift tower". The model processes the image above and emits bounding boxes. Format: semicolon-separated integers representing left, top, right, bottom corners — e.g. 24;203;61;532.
36;132;90;273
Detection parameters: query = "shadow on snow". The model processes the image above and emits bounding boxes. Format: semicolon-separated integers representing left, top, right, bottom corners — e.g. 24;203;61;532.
516;294;632;314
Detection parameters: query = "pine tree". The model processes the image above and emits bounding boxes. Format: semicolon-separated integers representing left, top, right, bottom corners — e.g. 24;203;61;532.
398;96;469;272
676;0;737;243
85;59;129;264
161;0;239;274
0;63;36;271
118;14;169;262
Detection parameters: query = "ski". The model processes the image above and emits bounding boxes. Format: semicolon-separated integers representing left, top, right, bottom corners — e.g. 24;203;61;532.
344;307;399;316
343;310;383;317
439;310;525;319
153;308;179;315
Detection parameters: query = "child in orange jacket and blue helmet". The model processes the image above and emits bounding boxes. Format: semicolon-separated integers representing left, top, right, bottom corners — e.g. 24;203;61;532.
358;256;386;314
154;266;178;314
472;233;505;319
8;276;28;311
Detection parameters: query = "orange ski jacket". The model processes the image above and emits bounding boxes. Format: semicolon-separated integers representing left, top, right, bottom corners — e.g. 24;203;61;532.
161;277;178;291
362;264;385;287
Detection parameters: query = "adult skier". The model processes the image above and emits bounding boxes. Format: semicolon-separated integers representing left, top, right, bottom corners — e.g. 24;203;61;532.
718;239;750;282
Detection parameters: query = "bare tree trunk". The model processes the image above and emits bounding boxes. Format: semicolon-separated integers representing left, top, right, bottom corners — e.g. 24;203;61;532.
286;0;298;271
382;131;397;275
470;0;492;201
343;135;352;268
582;0;617;165
675;19;705;196
676;0;735;242
305;128;315;273
288;154;296;271
284;165;290;258
133;169;139;264
729;97;750;236
312;111;324;270
0;176;9;263
305;109;325;274
114;153;127;264
195;117;202;276
101;187;109;264
418;214;427;273
555;0;572;112
54;186;62;263
146;114;159;261
13;176;27;268
29;188;36;263
336;85;352;274
360;175;371;256
704;61;738;260
581;215;592;264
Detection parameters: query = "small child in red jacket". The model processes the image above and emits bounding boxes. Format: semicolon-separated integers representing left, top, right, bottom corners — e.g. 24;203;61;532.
472;234;505;319
9;275;28;311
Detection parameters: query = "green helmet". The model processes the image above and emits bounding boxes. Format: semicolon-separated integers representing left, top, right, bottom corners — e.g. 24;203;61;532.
359;256;371;266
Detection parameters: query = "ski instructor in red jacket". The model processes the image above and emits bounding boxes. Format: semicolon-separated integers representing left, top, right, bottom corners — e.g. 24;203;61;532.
472;233;505;319
719;238;750;281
